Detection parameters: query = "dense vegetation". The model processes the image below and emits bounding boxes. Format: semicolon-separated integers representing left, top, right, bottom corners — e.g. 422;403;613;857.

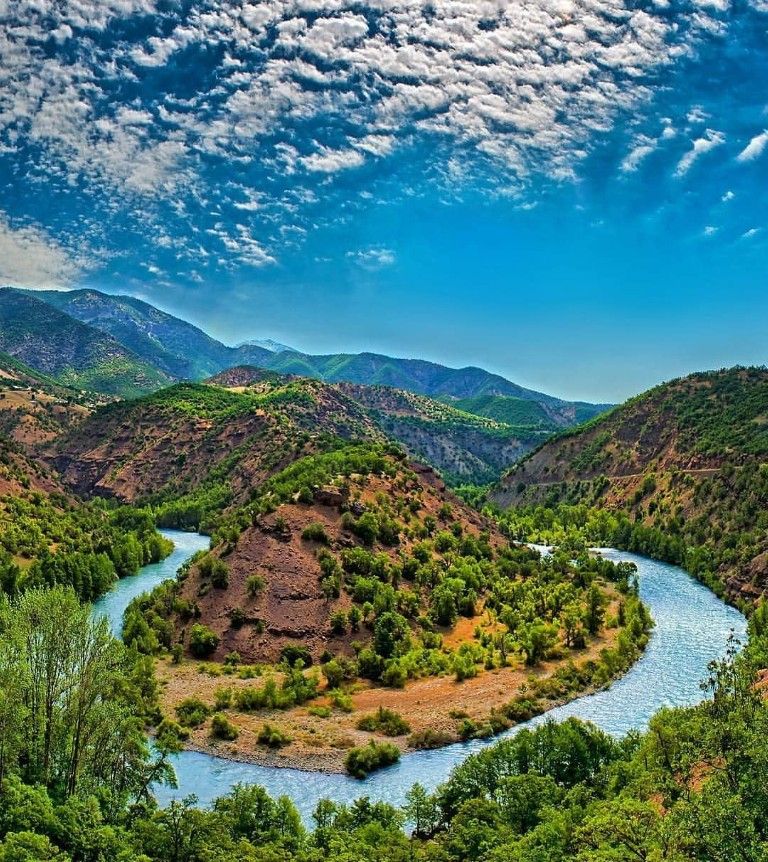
0;486;172;602
0;595;765;860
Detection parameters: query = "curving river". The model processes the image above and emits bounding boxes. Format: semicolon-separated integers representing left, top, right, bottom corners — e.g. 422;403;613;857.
94;532;746;821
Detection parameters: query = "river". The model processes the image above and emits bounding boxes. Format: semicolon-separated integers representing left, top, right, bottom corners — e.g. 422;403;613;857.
94;532;747;821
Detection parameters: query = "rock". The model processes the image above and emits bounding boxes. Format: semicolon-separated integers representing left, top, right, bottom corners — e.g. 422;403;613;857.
314;485;347;507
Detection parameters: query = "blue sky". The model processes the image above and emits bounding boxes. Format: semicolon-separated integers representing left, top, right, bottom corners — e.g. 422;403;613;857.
2;0;768;402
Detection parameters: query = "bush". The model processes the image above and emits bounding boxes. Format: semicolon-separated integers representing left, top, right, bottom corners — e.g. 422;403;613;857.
344;740;401;778
246;574;266;598
189;624;219;658
175;697;210;728
408;728;454;750
257;723;292;748
357;706;411;737
281;645;313;667
302;522;330;543
211;713;239;741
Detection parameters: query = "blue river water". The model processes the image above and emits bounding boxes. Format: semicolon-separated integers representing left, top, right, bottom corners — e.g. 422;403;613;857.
96;532;746;820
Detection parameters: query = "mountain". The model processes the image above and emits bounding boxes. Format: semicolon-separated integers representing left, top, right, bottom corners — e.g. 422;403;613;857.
262;350;611;423
491;366;768;602
334;381;552;485
238;337;295;353
19;287;611;427
25;288;272;380
0;289;172;397
205;367;552;485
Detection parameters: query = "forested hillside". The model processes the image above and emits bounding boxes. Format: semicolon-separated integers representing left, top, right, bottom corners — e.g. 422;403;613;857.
492;367;768;603
0;289;172;397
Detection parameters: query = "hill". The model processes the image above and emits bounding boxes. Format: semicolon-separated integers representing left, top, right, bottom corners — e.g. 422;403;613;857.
263;351;612;424
0;289;172;397
123;442;647;771
491;366;768;602
334;381;551;484
49;377;385;517
207;367;552;485
0;351;98;445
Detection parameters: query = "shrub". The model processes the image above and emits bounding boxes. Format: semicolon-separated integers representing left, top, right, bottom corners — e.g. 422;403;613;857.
357;706;411;737
302;522;330;544
408;728;454;750
257;723;291;748
308;705;332;718
328;688;354;712
189;624;219;658
175;697;210;728
330;610;347;635
246;574;266;598
344;740;400;778
281;645;313;667
214;687;233;710
211;713;239;741
171;643;184;664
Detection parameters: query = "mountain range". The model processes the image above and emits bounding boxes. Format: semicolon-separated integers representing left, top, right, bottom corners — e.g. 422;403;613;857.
2;287;610;422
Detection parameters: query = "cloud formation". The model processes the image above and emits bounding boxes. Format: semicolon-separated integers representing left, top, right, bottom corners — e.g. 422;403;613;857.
0;216;83;288
0;0;752;282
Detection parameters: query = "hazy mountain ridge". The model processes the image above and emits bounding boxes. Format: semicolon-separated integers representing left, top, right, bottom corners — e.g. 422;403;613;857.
12;289;609;424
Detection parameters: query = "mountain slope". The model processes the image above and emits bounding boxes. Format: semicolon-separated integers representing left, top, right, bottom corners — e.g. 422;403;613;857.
0;289;172;397
49;377;385;516
263;350;610;423
26;288;272;380
207;367;551;484
491;366;768;602
0;351;98;445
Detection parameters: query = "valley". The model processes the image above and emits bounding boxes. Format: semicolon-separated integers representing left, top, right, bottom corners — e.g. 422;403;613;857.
0;292;765;857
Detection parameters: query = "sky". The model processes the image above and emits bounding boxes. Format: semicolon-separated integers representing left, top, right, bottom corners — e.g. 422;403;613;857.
2;0;768;402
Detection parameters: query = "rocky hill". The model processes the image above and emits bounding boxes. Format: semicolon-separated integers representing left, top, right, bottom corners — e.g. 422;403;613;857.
0;289;172;397
49;377;385;517
335;381;550;484
491;367;768;602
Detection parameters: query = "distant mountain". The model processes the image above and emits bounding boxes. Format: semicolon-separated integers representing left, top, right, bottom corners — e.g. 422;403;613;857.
25;288;272;380
15;287;611;427
0;289;172;397
237;337;296;354
262;351;613;424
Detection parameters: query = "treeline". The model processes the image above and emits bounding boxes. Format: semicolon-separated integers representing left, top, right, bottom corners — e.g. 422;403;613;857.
0;601;766;860
0;492;173;602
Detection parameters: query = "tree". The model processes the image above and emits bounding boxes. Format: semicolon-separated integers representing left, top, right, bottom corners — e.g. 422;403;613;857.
373;612;410;659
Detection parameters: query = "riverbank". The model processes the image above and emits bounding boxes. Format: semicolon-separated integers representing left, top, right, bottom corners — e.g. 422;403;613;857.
155;607;631;773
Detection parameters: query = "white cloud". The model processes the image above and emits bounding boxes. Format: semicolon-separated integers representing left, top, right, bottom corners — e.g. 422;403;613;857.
301;147;366;173
674;128;725;176
737;130;768;162
722;189;735;202
703;225;719;236
621;138;656;172
0;216;84;288
346;247;396;269
741;227;761;240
